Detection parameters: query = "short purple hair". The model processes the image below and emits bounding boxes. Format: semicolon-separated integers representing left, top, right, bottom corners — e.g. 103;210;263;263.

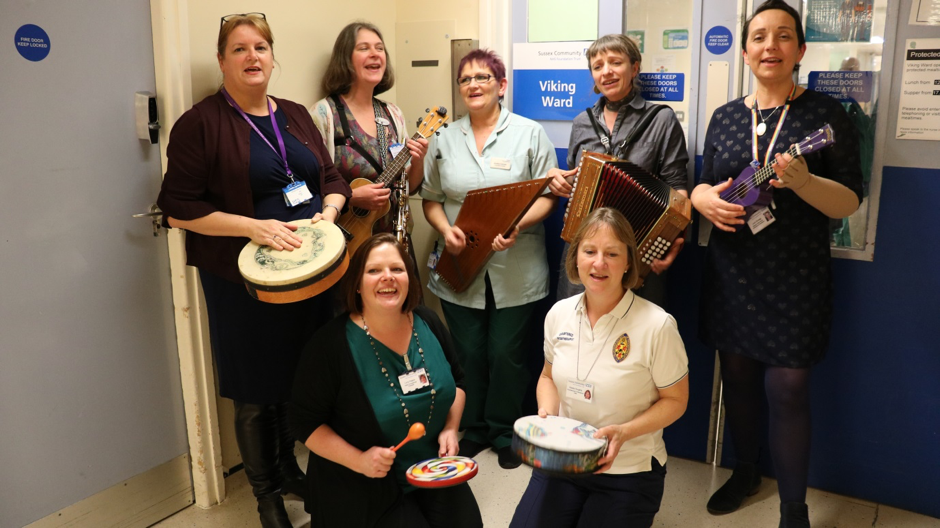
457;48;506;82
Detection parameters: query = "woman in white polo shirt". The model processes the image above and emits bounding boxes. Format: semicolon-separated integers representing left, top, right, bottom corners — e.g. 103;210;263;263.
510;207;689;528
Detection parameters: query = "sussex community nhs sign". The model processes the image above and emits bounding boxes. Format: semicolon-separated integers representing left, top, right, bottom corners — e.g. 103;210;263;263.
512;42;599;121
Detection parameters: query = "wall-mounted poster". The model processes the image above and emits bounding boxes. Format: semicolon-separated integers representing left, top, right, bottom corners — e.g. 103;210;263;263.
806;0;873;42
896;39;940;141
663;29;689;50
626;30;645;53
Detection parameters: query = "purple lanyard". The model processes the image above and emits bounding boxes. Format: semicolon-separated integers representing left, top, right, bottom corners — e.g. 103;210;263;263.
221;87;295;181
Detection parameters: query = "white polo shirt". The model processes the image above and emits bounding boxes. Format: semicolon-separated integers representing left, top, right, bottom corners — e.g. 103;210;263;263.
544;291;688;474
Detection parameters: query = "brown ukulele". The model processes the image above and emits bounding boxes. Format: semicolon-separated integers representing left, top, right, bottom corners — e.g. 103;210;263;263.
337;106;449;257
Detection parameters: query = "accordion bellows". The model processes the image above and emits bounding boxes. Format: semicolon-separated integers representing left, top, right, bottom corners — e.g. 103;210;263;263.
562;151;692;287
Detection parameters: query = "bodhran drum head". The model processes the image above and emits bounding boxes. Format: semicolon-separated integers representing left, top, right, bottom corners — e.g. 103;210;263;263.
512;415;608;474
237;220;349;304
405;456;479;489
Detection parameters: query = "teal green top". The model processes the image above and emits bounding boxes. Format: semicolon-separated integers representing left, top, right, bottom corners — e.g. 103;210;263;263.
347;314;457;491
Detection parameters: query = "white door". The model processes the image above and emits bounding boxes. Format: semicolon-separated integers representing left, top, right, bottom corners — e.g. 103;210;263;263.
0;2;189;526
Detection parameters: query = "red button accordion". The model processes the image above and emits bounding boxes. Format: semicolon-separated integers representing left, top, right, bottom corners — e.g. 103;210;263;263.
561;151;692;287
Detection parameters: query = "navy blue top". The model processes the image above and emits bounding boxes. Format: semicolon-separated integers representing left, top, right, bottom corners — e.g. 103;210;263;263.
247;108;322;221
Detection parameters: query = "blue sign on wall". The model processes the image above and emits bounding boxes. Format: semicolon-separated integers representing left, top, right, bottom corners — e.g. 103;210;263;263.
704;26;733;55
512;69;599;121
14;24;51;62
638;73;685;102
808;71;873;103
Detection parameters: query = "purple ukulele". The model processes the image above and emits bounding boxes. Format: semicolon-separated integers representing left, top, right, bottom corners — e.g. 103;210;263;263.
719;125;835;221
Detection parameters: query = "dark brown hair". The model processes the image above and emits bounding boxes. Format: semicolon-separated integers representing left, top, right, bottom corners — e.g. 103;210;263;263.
322;21;395;96
342;234;422;314
586;34;642;95
564;207;640;291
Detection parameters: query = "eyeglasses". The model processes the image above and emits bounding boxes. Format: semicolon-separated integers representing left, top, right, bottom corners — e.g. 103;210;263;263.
457;74;495;86
220;12;266;31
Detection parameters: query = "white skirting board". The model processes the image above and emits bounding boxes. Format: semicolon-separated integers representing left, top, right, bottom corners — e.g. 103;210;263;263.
26;454;193;528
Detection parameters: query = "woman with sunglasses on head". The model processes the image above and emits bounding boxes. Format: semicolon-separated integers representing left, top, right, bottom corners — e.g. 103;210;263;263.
691;2;862;526
157;13;350;528
421;49;558;469
549;34;690;308
311;22;428;260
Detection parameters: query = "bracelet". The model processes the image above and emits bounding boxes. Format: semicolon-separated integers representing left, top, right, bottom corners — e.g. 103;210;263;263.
323;204;341;215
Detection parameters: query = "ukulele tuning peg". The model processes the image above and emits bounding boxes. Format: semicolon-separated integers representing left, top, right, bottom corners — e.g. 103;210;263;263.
425;108;430;113
438;106;448;116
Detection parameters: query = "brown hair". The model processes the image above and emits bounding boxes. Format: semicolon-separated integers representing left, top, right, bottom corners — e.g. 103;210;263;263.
217;14;274;58
564;207;641;291
322;21;395;96
586;34;642;95
342;234;422;314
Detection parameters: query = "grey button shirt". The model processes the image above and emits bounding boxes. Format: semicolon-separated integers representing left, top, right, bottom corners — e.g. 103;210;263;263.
566;91;690;191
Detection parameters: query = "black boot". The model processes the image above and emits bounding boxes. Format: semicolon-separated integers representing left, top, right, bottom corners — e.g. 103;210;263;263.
276;403;308;502
707;462;761;514
234;402;292;528
780;502;810;528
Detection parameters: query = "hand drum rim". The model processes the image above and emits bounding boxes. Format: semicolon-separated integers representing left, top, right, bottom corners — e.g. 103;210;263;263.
512;415;608;474
237;220;348;304
405;456;479;489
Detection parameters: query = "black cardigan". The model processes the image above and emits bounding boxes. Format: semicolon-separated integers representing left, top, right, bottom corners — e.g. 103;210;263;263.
290;306;465;526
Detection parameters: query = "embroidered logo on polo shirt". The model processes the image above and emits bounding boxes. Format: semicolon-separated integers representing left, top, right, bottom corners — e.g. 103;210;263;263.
613;333;630;362
557;331;575;342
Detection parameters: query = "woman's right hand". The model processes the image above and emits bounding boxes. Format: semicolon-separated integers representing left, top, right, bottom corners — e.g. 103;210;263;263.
249;219;303;251
692;179;746;232
547;167;578;198
350;182;391;210
443;225;467;256
357;446;396;478
537;407;554;418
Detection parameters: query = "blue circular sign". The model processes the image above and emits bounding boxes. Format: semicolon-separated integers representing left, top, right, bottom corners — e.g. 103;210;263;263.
14;24;51;62
704;26;732;55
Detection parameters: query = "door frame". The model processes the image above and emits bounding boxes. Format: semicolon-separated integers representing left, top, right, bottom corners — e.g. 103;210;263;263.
150;0;225;508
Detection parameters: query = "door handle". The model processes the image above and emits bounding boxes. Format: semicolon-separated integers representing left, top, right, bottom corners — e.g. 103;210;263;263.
133;204;163;237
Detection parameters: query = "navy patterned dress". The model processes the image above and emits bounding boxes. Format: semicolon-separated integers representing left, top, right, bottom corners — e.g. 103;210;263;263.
699;89;863;367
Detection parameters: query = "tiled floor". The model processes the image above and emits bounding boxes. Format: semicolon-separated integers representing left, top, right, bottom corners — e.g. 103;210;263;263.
154;447;939;527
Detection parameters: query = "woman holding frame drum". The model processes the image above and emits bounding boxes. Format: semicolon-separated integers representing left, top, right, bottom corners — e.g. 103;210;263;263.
549;34;690;307
156;13;350;527
510;208;689;528
691;2;863;526
291;234;482;528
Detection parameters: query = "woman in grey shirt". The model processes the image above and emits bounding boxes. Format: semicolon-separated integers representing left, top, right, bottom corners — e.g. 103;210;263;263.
550;34;690;307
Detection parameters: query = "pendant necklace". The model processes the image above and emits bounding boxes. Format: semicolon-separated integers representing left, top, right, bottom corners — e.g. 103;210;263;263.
755;103;780;136
361;314;436;428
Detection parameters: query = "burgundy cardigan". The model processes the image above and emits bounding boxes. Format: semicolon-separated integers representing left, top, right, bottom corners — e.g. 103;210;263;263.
157;91;351;283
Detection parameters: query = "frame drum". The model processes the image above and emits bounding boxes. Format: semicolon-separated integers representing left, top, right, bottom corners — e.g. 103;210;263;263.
405;456;479;488
237;220;348;304
512;415;608;474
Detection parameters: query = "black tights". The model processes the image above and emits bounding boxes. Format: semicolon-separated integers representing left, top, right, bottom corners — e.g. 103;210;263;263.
719;351;811;503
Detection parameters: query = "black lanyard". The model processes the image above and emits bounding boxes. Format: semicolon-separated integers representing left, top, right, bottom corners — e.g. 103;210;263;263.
585;104;668;159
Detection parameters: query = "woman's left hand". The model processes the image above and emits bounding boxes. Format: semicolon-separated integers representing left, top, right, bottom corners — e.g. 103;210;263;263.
770;152;811;191
407;137;429;165
650;236;684;275
492;225;519;252
593;424;632;474
438;429;459;457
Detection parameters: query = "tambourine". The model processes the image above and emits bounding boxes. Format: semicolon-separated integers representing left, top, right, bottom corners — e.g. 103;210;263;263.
512;415;608;474
405;456;479;488
237;220;348;304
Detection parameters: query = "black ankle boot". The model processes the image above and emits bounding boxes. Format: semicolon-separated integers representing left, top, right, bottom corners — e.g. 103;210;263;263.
234;402;292;528
707;462;761;514
258;494;292;528
779;502;810;528
276;403;307;502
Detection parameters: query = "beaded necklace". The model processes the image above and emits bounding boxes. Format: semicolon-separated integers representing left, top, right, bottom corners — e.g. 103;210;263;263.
361;313;436;428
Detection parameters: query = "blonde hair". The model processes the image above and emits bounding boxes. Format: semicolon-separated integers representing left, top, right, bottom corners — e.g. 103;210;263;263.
217;14;273;58
564;207;641;291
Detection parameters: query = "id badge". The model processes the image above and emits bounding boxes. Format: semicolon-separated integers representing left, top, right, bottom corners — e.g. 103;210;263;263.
747;206;775;235
427;241;440;269
283;180;313;207
490;157;511;170
566;380;594;404
399;367;429;394
389;142;405;158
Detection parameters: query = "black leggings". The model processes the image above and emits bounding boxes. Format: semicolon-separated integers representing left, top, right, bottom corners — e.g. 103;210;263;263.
719;350;812;503
374;483;482;528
